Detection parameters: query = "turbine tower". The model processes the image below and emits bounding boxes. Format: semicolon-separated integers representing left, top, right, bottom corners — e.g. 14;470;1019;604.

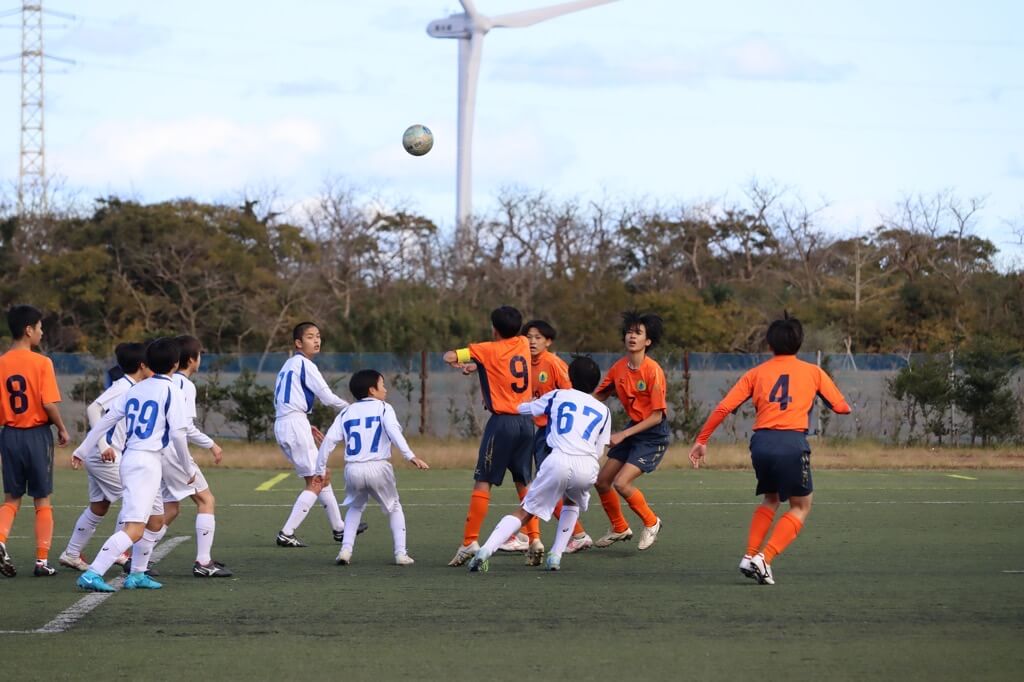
427;0;617;229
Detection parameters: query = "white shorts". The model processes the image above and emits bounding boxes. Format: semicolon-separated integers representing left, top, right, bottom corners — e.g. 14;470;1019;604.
84;453;123;503
160;449;209;503
343;460;401;513
521;452;598;521
275;416;317;478
119;450;165;523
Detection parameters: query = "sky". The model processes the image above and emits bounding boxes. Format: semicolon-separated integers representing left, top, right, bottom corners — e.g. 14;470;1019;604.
1;0;1023;258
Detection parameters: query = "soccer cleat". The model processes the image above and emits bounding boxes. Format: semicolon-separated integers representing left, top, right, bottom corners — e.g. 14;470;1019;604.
394;553;415;566
447;541;479;567
544;553;562;571
0;541;17;577
77;569;115;592
749;553;775;585
121;559;159;577
525;539;545;566
276;531;307;548
59;552;91;572
739;554;757;580
193;560;234;578
467;548;491;573
113;551;130;566
33;561;57;577
594;527;633;548
124;571;163;589
498;533;529;553
335;547;352;565
637;517;663;551
333;520;370;542
565;533;593;554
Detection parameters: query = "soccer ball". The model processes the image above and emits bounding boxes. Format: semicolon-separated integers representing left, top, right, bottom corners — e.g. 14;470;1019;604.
402;124;434;156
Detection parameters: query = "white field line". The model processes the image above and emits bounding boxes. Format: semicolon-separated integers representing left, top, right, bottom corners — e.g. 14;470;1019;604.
219;500;1024;508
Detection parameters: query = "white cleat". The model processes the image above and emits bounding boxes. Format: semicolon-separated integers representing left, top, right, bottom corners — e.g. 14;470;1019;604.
335;547;353;565
565;533;593;554
498;533;529;553
749;553;775;585
637;518;663;551
739;554;757;580
525;539;545;566
58;552;91;572
594;527;634;548
394;553;415;566
448;541;480;567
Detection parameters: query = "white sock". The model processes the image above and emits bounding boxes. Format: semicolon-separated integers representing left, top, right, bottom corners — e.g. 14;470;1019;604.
389;503;407;557
131;528;163;574
65;508;104;558
342;505;364;550
282;490;318;535
89;530;133;576
319;486;344;533
481;515;524;556
550;505;580;557
195;513;216;565
115;508;126;534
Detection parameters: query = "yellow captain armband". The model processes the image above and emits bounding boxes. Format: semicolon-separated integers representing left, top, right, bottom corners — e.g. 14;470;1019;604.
455;348;472;364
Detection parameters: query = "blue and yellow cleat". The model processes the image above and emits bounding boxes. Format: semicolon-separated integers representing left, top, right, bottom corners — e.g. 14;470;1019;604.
77;569;115;593
544;553;562;571
124;571;163;590
467;549;490;573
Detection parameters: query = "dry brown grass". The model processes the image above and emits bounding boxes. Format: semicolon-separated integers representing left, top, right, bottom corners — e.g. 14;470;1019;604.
53;437;1024;471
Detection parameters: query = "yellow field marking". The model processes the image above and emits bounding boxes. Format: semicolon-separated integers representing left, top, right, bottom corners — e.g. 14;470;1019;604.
946;474;978;481
255;473;291;491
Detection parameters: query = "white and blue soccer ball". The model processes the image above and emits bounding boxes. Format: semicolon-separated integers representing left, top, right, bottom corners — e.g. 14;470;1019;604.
402;124;434;156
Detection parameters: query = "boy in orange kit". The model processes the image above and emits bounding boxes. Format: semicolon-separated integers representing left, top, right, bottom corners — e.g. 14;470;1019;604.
0;305;70;577
688;315;851;585
593;311;669;551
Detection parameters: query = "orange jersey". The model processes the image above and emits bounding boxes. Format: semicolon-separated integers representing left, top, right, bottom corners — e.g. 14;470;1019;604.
466;336;532;414
530;350;571;427
596;356;668;423
0;348;62;428
696;355;851;445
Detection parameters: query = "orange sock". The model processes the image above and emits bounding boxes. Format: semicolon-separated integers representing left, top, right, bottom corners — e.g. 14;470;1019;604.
35;506;54;561
763;512;804;563
625;489;658;528
746;506;776;556
0;502;17;543
462;490;490;545
516;487;541;541
553;501;586;536
599;490;629;533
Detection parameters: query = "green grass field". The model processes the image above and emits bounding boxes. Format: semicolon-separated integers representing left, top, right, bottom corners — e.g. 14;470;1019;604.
2;468;1023;680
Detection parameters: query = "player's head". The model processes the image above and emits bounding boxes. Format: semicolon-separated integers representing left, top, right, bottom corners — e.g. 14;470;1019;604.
115;342;147;375
175;334;203;372
621;311;663;352
522;319;556;357
766;314;803;355
146;337;181;375
350;369;385;401
568;355;602;394
293;322;321;355
490;306;522;340
7;304;43;343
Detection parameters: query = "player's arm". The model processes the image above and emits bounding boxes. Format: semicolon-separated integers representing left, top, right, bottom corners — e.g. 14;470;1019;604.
305;359;349;410
382;405;428;469
595;407;613;454
166;391;197;481
74;396;126;461
516;393;556;418
817;370;852;414
86;400;104;428
613;410;665;444
689;372;755;468
593;370;615;401
43;403;70;446
40;360;69;445
314;412;347;476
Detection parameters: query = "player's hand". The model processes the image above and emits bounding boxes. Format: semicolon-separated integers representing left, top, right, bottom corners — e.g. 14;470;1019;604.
609;431;626;447
311;473;325;494
688;443;706;469
210;443;224;465
410;456;430;470
100;447;116;463
71;453;83;470
460;362;478;375
57;429;70;446
311;426;325;447
443;350;458;366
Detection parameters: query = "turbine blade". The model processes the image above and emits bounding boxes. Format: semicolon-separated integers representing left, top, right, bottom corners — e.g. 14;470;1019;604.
490;0;618;28
456;33;484;228
458;0;480;18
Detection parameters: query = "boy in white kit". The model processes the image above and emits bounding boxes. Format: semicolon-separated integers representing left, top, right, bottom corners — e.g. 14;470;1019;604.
75;337;197;592
274;322;365;547
59;342;149;571
314;370;429;566
469;356;610;572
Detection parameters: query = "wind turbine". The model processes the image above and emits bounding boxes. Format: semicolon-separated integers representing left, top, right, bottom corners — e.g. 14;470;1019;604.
427;0;618;228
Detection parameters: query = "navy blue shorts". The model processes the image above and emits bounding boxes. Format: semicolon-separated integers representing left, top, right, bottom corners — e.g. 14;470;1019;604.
533;426;552;471
1;425;55;499
606;418;670;474
749;430;812;502
474;414;534;486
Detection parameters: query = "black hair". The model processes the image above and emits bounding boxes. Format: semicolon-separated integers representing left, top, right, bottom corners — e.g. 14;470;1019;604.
491;306;523;339
145;337;181;375
7;304;43;340
293;321;319;342
620;311;664;348
522;319;557;341
766;314;803;355
568;355;602;394
350;369;384;400
175;335;202;369
115;342;147;375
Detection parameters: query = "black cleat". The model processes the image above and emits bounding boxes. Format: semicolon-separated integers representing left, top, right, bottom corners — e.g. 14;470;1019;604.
0;541;15;578
358;520;368;535
121;558;159;577
33;561;57;577
276;532;307;548
193;560;234;578
331;521;368;543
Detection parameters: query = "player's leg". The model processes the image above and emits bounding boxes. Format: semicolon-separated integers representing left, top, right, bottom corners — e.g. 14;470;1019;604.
511;416;544;564
546;496;581;570
365;462;412;565
336;487;368;566
552;499;591;553
189;487;231;577
26;426;57;575
470;507;534;572
740;493;780;580
0;493;22;578
449;416;501;566
594;454;631;546
750;434;813;585
62;498;111;571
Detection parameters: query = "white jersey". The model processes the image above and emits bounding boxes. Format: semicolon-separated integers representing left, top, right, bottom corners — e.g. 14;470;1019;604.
173;372;215;449
518;388;612;460
315;398;415;474
274;355;348;419
87;375;136;455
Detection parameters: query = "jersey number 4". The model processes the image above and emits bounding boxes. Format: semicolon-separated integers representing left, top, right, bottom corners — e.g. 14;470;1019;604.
769;375;793;411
